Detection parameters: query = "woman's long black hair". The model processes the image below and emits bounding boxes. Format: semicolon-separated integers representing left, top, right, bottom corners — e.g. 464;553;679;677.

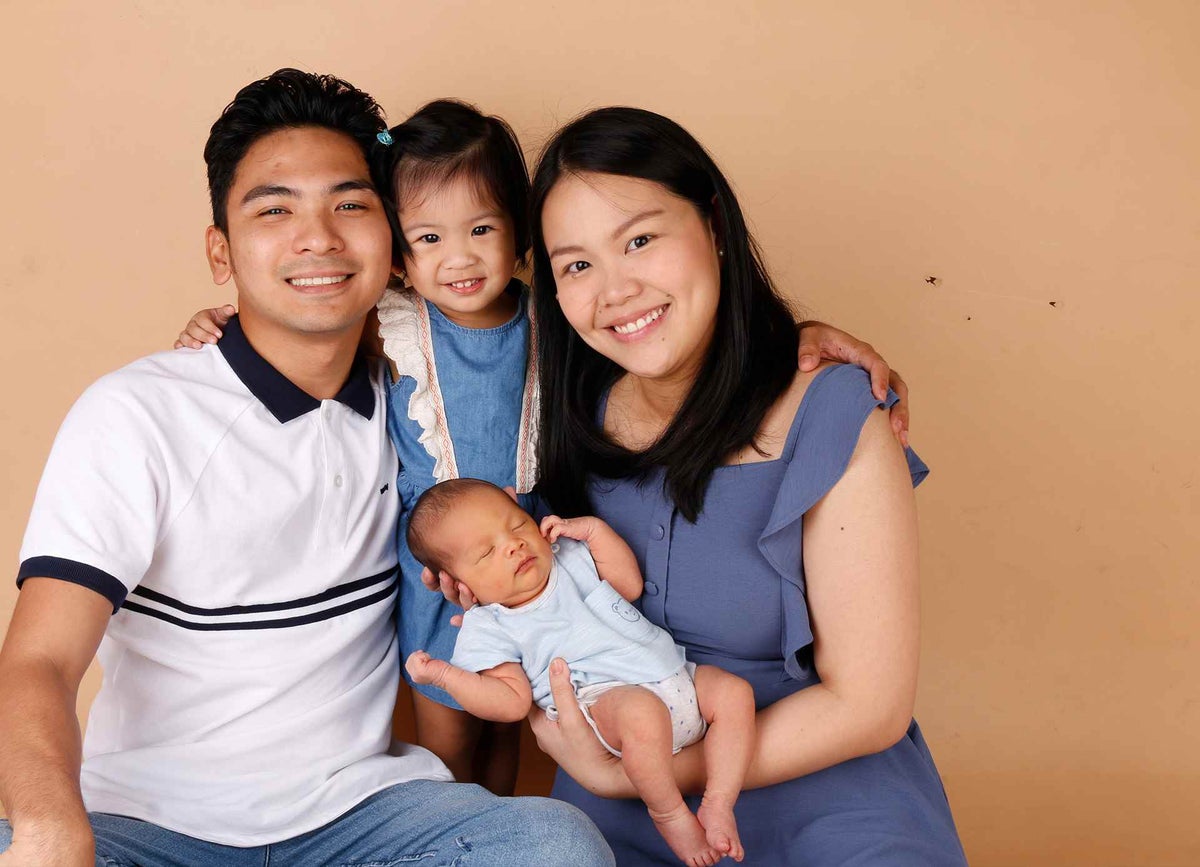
530;107;800;521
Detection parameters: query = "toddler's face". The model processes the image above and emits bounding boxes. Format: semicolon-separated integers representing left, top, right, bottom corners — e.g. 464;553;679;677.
436;487;552;607
397;175;518;328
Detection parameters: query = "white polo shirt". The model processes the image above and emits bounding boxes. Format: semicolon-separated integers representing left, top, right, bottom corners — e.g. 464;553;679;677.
17;315;451;846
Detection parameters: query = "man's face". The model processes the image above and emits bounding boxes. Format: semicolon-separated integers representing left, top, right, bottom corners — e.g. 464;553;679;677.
206;126;392;340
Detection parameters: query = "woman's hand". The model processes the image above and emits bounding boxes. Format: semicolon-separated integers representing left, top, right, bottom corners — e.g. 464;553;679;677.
528;658;634;799
797;321;910;447
174;304;236;349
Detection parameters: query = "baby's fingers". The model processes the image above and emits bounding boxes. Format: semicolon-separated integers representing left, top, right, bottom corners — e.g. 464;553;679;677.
540;515;564;542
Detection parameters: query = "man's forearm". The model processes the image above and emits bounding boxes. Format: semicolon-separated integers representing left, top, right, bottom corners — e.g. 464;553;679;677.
0;658;92;841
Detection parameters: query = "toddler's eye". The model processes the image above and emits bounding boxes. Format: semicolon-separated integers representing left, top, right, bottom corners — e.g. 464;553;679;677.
626;235;651;252
472;225;493;236
565;261;591;275
418;233;440;244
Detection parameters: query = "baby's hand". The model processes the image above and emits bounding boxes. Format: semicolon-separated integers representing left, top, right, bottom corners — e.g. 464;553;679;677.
405;650;452;688
540;515;599;544
174;304;236;349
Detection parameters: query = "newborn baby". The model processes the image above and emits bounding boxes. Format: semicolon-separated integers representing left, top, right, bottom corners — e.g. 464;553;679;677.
404;479;755;866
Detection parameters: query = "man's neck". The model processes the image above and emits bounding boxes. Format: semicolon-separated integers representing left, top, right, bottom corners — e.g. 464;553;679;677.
238;311;365;400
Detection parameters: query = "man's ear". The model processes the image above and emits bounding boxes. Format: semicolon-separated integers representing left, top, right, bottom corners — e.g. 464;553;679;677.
206;225;233;286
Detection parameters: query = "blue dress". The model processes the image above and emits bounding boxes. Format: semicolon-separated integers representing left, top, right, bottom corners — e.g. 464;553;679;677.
378;281;539;709
553;364;968;866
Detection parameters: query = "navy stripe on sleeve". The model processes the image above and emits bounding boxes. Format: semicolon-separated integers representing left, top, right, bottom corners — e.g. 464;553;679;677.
17;557;128;613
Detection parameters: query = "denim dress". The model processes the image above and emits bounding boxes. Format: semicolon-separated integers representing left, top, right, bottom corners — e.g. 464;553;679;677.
377;281;538;709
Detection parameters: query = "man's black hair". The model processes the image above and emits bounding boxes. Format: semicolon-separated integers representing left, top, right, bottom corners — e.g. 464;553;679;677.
204;68;387;233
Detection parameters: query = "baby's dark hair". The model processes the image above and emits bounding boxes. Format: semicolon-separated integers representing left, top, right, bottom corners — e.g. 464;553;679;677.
407;478;506;576
370;99;531;269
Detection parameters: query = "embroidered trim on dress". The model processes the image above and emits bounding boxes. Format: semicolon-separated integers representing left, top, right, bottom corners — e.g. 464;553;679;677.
375;286;540;493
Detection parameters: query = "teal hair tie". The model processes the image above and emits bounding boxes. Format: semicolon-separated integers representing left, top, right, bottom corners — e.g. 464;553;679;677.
377;130;394;146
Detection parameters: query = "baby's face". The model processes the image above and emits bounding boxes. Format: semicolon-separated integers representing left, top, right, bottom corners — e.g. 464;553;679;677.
436;488;553;607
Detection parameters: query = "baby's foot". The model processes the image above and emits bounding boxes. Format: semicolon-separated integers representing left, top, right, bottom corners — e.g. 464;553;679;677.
698;794;744;863
649;802;723;866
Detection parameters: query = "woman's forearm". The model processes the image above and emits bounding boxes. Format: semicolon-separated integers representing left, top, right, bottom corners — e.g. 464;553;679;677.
659;683;908;796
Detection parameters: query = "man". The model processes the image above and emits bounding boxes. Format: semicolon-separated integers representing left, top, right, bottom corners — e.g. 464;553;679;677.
0;69;613;866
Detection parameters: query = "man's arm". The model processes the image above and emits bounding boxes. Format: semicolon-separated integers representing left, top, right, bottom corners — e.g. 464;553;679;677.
539;515;643;602
405;653;533;723
0;579;111;866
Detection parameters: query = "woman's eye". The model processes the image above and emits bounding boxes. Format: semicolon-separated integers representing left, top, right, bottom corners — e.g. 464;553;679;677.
337;202;365;211
565;261;591;275
626;234;651;252
472;225;493;236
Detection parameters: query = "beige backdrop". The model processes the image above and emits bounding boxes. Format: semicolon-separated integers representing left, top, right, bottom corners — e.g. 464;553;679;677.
1;2;1197;864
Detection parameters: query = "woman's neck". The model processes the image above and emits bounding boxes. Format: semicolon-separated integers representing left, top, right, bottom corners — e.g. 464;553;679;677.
608;370;696;450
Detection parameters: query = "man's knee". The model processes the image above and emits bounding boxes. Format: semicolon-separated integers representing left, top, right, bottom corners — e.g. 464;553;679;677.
508;797;615;866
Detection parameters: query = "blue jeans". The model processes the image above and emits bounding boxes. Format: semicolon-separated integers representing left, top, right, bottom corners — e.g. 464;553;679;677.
0;779;614;866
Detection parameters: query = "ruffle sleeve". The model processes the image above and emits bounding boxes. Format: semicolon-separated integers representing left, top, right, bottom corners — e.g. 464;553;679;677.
757;364;929;680
375;287;458;483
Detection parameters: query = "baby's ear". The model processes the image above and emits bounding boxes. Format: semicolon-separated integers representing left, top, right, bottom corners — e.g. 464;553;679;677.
502;485;518;503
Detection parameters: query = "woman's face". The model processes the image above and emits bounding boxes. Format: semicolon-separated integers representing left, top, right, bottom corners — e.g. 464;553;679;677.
542;172;721;385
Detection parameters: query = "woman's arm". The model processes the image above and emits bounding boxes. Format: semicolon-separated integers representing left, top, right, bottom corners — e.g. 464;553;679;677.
532;407;920;796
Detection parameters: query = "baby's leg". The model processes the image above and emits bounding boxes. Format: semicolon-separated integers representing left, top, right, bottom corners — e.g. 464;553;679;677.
692;665;756;863
588;686;722;867
412;691;483;785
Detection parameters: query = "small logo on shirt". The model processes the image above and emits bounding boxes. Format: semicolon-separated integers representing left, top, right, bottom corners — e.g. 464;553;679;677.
379;483;389;495
612;600;641;623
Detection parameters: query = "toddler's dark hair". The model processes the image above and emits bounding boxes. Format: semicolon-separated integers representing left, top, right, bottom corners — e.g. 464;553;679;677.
407;478;506;576
370;99;531;269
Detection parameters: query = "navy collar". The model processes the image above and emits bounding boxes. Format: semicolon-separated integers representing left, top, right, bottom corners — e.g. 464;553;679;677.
218;315;375;423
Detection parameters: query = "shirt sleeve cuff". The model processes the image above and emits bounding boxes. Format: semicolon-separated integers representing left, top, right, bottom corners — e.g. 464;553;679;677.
17;557;128;613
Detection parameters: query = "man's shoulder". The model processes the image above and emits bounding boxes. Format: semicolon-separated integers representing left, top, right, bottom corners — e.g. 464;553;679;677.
70;345;248;435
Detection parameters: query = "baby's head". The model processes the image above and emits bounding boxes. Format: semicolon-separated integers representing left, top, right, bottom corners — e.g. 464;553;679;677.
371;100;531;328
407;479;553;607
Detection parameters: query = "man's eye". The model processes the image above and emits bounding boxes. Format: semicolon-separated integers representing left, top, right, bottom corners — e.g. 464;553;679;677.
472;225;493;236
626;234;651;252
565;261;591;275
260;207;288;216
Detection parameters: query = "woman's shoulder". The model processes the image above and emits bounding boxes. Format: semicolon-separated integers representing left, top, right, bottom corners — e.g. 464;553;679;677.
733;362;867;465
781;362;899;455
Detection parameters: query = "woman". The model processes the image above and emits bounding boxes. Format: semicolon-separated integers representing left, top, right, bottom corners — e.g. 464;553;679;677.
525;108;967;865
